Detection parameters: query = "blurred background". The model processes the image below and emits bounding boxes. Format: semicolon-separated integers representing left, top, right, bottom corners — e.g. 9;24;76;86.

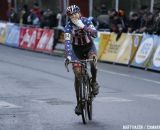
1;0;160;19
0;0;160;33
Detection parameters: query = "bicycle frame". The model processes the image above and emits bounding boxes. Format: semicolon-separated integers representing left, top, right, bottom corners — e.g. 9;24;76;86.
65;58;95;124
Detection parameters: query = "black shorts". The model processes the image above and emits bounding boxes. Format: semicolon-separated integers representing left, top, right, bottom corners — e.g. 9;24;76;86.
72;43;97;60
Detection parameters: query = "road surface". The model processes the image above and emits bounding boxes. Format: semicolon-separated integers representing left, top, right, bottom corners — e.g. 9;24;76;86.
0;45;160;130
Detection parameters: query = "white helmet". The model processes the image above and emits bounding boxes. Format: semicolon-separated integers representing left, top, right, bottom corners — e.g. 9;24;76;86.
66;5;80;16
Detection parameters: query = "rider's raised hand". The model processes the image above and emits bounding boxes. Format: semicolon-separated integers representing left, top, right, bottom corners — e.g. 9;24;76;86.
72;19;85;29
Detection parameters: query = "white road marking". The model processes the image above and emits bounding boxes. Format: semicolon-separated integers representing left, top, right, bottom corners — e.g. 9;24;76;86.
32;100;46;103
0;101;21;108
136;94;160;101
95;97;133;102
99;69;160;85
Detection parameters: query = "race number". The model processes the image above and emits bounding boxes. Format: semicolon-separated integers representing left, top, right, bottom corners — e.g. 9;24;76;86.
64;33;71;40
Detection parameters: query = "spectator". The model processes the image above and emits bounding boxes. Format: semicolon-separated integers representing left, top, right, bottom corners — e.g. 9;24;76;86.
41;9;59;28
154;12;160;35
139;12;154;33
22;4;30;25
32;2;41;19
97;4;110;29
6;2;160;36
148;11;160;35
49;11;58;28
41;9;51;28
138;5;149;28
8;8;19;23
109;9;124;33
56;10;64;30
27;9;40;26
128;12;141;33
118;9;128;32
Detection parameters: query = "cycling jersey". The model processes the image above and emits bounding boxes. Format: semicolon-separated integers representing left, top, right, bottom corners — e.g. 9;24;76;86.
64;17;97;58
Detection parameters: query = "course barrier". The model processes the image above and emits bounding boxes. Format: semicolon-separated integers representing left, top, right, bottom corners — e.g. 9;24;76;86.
0;21;159;72
35;29;54;53
0;22;7;44
99;33;143;65
19;27;44;51
6;23;20;47
98;32;159;71
148;35;160;71
131;34;156;68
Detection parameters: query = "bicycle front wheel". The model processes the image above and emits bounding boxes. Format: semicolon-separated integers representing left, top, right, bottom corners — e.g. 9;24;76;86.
87;80;93;120
79;77;89;124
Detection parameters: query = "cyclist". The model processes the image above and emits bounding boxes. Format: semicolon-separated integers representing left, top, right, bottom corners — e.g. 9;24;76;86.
64;5;100;115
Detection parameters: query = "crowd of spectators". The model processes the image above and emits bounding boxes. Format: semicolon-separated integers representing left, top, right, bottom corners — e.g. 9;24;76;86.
8;2;65;29
95;4;160;35
8;3;160;35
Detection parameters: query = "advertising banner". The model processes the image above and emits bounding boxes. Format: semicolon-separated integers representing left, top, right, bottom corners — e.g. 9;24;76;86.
131;34;155;68
32;28;44;50
0;22;7;44
44;31;54;53
115;34;132;64
100;33;127;63
19;27;27;47
93;31;109;52
19;27;37;50
5;25;20;47
5;22;14;40
115;34;143;64
97;32;111;59
129;34;143;64
148;35;160;71
36;29;53;52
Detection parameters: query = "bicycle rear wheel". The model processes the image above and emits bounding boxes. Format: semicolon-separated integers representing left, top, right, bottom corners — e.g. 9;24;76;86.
79;77;89;124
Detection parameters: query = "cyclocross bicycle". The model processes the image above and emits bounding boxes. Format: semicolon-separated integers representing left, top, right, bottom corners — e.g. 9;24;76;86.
65;58;96;124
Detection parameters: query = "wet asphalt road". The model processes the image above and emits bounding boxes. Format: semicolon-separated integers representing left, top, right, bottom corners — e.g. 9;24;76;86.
0;45;160;130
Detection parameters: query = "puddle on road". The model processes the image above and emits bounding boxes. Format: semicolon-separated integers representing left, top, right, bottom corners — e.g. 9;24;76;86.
32;98;74;105
0;101;22;109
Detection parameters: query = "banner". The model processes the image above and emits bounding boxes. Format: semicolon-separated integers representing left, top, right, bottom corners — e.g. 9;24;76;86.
97;32;111;59
5;25;20;47
0;22;7;44
19;27;38;50
35;29;54;53
129;34;143;64
19;27;27;47
44;30;54;53
93;31;107;52
148;35;160;71
33;28;43;50
115;34;133;64
5;22;15;39
100;33;127;63
115;34;143;64
131;34;156;68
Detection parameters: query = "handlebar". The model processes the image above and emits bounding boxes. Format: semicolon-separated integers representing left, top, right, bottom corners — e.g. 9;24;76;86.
65;57;97;72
